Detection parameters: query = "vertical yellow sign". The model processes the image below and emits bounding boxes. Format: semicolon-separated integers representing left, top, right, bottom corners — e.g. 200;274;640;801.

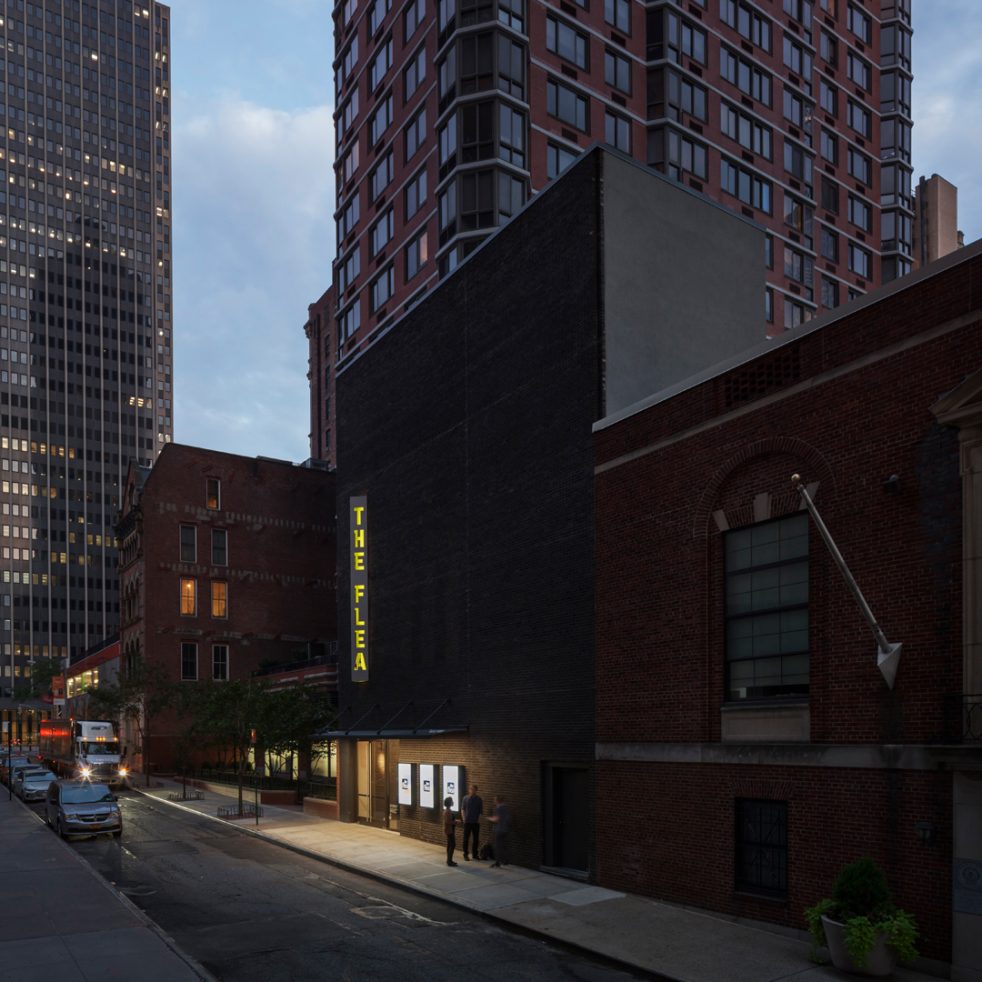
350;495;369;682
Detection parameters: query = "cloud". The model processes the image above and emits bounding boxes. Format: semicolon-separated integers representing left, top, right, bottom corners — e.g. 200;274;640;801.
171;96;335;460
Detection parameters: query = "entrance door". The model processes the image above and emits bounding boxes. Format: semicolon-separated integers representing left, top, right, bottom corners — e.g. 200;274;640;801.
355;740;391;828
544;764;589;872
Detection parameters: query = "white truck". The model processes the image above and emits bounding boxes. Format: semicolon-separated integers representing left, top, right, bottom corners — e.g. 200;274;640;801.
39;719;129;788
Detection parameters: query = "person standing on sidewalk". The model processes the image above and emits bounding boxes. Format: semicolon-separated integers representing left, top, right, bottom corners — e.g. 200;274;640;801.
443;796;459;866
487;794;510;868
459;783;483;861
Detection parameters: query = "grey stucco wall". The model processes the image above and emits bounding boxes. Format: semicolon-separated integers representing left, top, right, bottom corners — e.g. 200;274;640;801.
601;153;765;415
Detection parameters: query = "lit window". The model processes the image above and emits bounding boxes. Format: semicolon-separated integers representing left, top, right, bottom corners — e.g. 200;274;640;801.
180;577;196;616
211;581;228;619
206;478;220;510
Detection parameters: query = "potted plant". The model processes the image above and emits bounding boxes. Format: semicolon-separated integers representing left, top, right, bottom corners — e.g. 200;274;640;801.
805;857;919;977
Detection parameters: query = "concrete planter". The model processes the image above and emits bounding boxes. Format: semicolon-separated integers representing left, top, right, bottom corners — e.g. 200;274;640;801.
821;915;898;977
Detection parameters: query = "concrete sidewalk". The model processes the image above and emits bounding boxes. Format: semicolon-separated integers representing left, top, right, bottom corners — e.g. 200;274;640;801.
136;777;942;982
0;790;211;982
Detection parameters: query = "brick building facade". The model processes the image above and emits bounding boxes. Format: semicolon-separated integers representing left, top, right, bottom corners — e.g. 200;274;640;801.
116;444;336;773
593;241;982;975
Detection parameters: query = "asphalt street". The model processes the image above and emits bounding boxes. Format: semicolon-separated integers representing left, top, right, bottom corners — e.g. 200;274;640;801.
28;790;650;982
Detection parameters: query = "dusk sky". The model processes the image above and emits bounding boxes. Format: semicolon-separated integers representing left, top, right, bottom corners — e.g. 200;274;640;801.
166;0;982;463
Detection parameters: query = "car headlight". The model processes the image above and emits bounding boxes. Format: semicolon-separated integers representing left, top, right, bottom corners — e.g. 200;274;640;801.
118;767;128;777
80;767;91;779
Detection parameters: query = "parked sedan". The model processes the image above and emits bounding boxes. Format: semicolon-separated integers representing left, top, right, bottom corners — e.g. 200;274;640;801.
17;769;57;802
45;780;122;839
0;755;36;785
10;764;48;794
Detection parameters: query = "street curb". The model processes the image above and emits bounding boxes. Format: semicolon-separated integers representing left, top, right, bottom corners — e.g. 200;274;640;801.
12;792;219;982
133;785;678;982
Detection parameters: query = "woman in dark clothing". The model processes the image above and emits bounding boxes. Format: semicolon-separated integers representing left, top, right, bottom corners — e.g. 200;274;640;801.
444;796;458;866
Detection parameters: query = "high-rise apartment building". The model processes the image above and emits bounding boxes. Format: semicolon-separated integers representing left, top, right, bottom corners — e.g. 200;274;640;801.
331;0;912;358
0;0;172;689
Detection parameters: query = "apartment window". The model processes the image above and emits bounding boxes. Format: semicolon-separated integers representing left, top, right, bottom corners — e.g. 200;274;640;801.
783;141;813;187
726;512;809;700
405;167;428;220
881;118;910;163
720;1;772;52
206;478;220;510
461;101;494;161
604;49;631;94
818;79;837;115
498;35;525;99
211;581;228;619
405;228;429;280
665;129;707;180
547;16;589;70
368;0;392;34
820;176;838;214
498;103;526;167
783;193;813;246
405;107;426;161
439;113;458;169
819;129;837;164
735;799;788;897
369;93;393;146
880;71;911;116
720;158;772;213
212;644;229;682
782;35;811;82
404;46;426;102
719;102;773;160
782;0;811;29
848;193;871;231
498;172;526;221
784;297;807;330
847;3;870;43
820;226;838;261
666;14;707;65
546;78;589;132
180;577;196;616
179;525;195;563
370;208;395;256
847;148;871;185
439;182;457;235
211;529;227;567
720;46;772;106
404;0;425;40
784;246;814;299
848;242;871;278
337;246;361;295
371;265;395;311
337;193;360;244
460;170;494;229
337;90;358;144
369;37;393;90
665;72;708;122
336;38;359;91
819;29;837;67
498;0;524;31
180;642;197;681
846;99;870;138
820;275;839;308
782;88;808;128
765;234;774;270
547;142;579;179
604;0;629;34
765;287;773;324
604;111;630;153
847;52;871;90
370;151;394;201
340;302;361;342
881;24;911;71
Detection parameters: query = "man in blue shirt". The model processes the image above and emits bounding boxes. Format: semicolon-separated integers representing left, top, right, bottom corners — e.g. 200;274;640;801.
459;783;483;860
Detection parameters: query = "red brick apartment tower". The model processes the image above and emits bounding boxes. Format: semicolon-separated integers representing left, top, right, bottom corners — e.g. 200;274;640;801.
593;242;982;976
331;0;912;360
116;444;336;772
305;286;337;468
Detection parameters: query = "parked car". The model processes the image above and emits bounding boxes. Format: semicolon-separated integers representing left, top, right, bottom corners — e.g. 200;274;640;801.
45;780;122;839
0;755;36;785
17;769;58;802
10;764;47;793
